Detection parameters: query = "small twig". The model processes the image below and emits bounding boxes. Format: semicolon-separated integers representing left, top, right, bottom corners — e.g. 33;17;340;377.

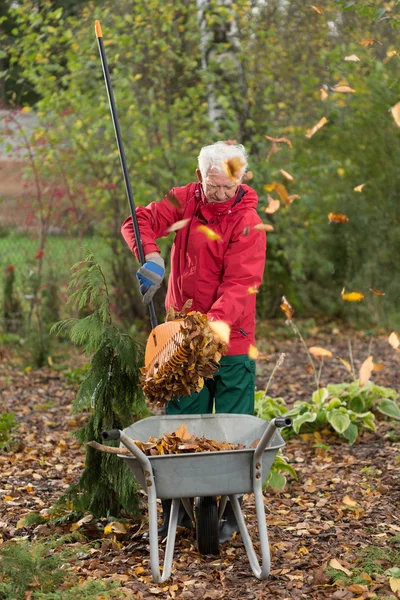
347;337;357;381
317;358;324;388
87;441;130;455
288;320;319;390
263;352;286;397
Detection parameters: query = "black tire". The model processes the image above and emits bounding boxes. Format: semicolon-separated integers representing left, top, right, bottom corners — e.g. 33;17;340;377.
195;496;219;555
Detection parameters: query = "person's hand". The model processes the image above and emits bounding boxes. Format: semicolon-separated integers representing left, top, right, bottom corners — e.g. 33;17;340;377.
136;255;165;304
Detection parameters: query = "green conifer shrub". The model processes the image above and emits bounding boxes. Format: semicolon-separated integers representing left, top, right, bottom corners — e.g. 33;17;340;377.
52;251;150;517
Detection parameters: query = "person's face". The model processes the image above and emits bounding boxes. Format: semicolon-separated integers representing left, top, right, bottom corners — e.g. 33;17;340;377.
196;168;240;203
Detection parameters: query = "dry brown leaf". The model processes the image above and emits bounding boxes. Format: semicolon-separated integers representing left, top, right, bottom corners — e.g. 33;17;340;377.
305;116;328;139
243;170;254;181
390;102;400;127
222;156;246;183
388;331;400;349
360;38;382;46
345;54;360;62
253;223;274;232
264;135;292;148
329;558;352;576
279;169;294;181
354;183;366;192
281;296;294;320
390;577;400;593
310;5;323;13
347;584;368;593
265;182;289;204
359;355;374;387
341;289;364;302
369;288;385;296
174;423;192;441
197;225;222;241
320;88;329;100
208;320;231;344
372;363;385;371
328;212;349;223
342;495;357;507
287;194;301;204
309;346;333;358
167;218;190;233
331;85;356;93
247;286;259;294
265;196;280;214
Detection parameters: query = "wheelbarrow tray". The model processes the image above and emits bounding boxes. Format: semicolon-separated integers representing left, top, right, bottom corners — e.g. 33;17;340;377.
121;414;285;499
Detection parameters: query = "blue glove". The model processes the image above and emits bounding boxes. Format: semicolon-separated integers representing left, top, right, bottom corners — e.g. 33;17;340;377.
136;255;165;304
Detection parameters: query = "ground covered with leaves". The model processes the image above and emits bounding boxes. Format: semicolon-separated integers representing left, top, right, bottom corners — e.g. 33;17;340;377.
1;327;399;600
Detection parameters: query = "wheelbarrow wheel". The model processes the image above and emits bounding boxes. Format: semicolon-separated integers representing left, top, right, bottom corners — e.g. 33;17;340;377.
195;496;219;555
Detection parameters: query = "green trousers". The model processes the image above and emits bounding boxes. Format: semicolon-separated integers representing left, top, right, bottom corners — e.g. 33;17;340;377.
166;354;256;416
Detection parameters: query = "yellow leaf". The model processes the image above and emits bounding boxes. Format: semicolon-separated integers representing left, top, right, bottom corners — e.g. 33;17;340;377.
354;183;367;192
331;85;356;93
320;88;329;100
305;116;328;139
247;286;259;294
390;578;400;593
329;558;352;576
197;225;222;241
21;106;31;114
253;223;274;232
390;102;400;127
208;320;231;344
344;54;360;62
167;218;190;233
359;356;374;387
264;196;280;214
308;346;333;358
280;296;294;320
279;169;294;181
134;566;146;575
248;345;259;360
310;5;323;13
341;289;364;302
103;524;113;535
342;495;357;507
388;331;400;350
339;358;352;373
3;496;16;502
328;212;349;223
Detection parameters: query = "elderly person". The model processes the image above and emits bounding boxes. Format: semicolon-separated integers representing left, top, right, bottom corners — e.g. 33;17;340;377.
121;141;266;542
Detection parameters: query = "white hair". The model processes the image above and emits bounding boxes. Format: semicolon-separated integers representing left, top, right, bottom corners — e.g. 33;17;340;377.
198;141;248;181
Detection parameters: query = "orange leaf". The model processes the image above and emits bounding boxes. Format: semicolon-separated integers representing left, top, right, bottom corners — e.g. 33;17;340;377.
354;183;367;192
287;194;300;204
391;102;400;127
320;88;329;100
330;85;356;93
369;288;385;296
167;218;190;233
264;196;280;214
222;156;246;183
279;169;294;181
253;223;274;232
359;356;374;387
305;116;328;139
208;320;231;344
197;225;222;241
360;38;382;46
308;346;333;358
388;332;400;350
280;296;294;320
328;212;349;223
341;289;364;302
264;135;292;147
248;345;259;360
174;423;192;441
339;357;352;373
247;286;259;294
372;363;385;372
310;4;323;13
266;182;289;204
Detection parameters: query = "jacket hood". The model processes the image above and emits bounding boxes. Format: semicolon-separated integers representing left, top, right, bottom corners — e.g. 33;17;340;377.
197;183;259;220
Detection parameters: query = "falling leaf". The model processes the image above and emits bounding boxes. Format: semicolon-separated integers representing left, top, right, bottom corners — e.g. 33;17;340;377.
243;170;254;181
387;50;398;58
167;218;190;233
342;495;357;507
222;156;246;183
21;106;31;114
166;192;181;208
329;559;352;576
287;194;300;204
280;296;294;320
265;196;280;214
369;288;385;296
339;357;352;373
345;54;360;62
331;85;356;93
328;212;349;223
248;345;259;360
390;102;400;127
305;116;328;139
242;225;251;237
320;88;329;100
360;38;382;46
341;289;364;302
354;183;366;192
265;182;289;204
247;286;259;294
264;135;292;148
359;355;374;387
208;320;231;344
372;363;385;371
388;332;400;350
253;223;274;232
279;169;294;181
310;5;323;13
309;346;333;358
197;225;222;241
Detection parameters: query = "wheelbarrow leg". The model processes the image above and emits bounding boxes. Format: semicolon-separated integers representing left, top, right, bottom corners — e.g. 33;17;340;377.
148;497;180;583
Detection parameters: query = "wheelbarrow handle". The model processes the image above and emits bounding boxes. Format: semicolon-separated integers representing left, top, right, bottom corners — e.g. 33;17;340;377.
254;417;292;464
102;429;121;441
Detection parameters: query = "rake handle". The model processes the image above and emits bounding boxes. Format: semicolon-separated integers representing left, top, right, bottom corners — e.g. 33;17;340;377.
95;20;158;330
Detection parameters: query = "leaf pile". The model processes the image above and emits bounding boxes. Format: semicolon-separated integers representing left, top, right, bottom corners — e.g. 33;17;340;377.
140;304;227;406
127;424;246;456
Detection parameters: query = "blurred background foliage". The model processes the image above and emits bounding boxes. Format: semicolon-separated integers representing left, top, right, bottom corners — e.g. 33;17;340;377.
0;0;399;350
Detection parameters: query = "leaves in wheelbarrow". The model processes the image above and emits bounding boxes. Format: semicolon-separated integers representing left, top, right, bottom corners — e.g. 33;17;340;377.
140;309;227;407
130;424;246;456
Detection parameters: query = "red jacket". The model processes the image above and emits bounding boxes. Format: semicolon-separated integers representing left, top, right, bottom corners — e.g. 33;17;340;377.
121;182;266;355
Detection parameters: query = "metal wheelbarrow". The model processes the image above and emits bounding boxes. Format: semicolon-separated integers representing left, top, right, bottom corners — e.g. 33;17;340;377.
101;413;292;583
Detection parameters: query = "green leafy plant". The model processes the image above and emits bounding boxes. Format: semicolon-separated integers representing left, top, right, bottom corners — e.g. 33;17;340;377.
327;381;400;421
264;449;298;490
0;411;19;451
